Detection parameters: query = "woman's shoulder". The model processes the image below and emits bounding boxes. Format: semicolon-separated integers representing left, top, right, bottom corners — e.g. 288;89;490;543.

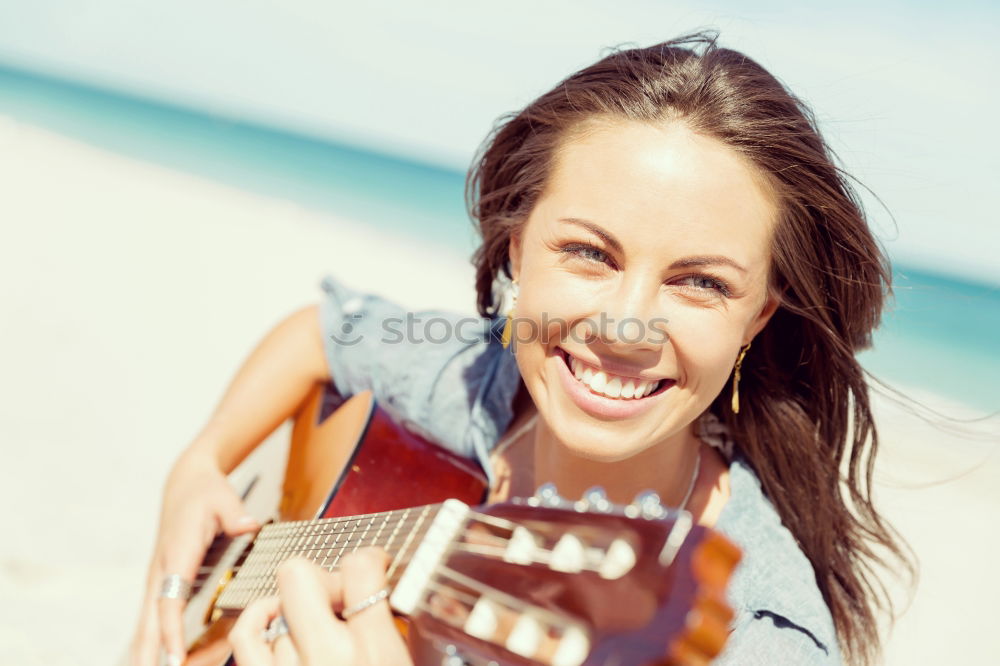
318;275;520;471
711;450;842;663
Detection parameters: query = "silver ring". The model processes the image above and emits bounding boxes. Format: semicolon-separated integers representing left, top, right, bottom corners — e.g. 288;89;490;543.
341;586;391;620
262;615;290;643
159;573;193;601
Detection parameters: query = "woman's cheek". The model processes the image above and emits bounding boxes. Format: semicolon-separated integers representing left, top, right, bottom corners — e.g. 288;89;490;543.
518;276;596;340
667;309;740;390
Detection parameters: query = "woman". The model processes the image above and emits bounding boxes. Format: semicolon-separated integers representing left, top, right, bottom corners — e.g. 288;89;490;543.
130;33;912;665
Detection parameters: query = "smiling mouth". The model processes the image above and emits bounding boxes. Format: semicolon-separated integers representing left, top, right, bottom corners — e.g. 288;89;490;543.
557;348;674;400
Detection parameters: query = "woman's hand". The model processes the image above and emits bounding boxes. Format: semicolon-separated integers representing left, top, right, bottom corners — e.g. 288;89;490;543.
129;448;260;666
229;548;413;666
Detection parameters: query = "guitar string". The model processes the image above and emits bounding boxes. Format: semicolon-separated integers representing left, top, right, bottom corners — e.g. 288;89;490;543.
222;523;618;605
218;509;648;583
411;587;581;661
241;503;643;558
233;516;438;566
216;500;685;604
219;517;439;602
219;515;532;588
219;505;559;606
225;531;475;588
252;506;440;538
230;514;645;580
420;577;581;641
225;539;584;638
227;527;434;580
231;515;440;563
433;564;574;629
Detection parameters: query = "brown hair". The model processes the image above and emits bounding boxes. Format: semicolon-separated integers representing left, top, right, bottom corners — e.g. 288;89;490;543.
466;31;914;664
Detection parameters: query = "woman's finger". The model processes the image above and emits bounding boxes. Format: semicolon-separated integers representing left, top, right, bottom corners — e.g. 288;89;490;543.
157;541;205;664
129;561;164;666
215;486;260;537
340;548;410;666
228;596;281;666
272;632;302;666
277;558;355;665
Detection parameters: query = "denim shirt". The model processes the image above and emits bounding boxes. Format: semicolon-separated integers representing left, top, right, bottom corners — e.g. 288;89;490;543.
319;275;842;664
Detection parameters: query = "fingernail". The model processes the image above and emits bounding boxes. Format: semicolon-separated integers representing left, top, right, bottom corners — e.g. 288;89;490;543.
239;515;257;525
167;654;182;666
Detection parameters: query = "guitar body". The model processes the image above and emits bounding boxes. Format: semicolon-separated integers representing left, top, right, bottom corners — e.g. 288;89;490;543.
181;383;487;666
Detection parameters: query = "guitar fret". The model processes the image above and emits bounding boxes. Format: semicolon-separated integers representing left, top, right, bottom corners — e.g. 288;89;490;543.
373;511;391;554
386;505;433;584
383;507;410;566
216;506;444;610
355;515;374;556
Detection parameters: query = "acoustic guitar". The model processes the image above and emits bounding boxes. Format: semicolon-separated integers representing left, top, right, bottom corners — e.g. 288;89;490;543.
174;382;740;665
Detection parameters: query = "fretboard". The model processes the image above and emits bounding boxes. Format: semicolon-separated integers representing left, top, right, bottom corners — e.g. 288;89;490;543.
215;503;442;611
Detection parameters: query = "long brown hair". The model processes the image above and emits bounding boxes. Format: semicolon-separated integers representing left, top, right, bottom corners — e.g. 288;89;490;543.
466;32;914;664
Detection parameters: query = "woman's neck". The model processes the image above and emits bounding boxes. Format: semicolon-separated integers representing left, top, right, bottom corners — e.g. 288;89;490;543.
531;415;705;509
489;384;729;527
493;384;731;525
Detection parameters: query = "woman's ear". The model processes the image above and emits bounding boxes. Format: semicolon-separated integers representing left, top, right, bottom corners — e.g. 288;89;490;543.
508;231;523;281
746;292;780;344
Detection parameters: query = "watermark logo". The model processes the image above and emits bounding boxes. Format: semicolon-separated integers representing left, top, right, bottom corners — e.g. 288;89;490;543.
329;312;670;347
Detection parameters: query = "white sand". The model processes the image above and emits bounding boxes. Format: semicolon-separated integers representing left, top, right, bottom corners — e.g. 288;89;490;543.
1;118;996;665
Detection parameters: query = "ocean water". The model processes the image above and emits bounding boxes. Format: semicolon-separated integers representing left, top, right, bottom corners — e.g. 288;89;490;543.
2;65;997;413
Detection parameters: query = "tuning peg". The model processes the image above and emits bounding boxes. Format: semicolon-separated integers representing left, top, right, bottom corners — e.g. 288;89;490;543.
440;644;469;666
530;482;562;507
628;490;666;519
576;486;612;513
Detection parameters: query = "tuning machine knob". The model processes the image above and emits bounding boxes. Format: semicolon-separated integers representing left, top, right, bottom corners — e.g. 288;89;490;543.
628;490;667;519
527;482;563;508
440;644;471;666
575;486;612;513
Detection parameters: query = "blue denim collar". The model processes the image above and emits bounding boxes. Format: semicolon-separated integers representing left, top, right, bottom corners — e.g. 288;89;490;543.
716;454;838;657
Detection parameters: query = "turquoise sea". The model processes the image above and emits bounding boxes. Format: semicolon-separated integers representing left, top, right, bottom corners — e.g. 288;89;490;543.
2;66;997;413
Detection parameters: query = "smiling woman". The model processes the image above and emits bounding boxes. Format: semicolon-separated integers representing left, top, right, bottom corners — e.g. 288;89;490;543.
462;31;914;664
132;31;912;666
506;121;779;474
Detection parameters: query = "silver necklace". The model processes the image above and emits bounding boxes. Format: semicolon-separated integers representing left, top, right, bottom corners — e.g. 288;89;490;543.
506;412;702;512
677;444;702;512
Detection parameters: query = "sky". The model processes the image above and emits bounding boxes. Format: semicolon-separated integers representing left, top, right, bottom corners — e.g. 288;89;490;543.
0;0;997;285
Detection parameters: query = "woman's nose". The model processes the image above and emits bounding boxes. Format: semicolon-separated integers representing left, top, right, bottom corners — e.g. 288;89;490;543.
592;273;668;349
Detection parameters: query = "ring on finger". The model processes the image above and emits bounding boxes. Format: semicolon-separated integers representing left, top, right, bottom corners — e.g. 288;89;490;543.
341;586;391;621
159;573;193;601
262;615;290;643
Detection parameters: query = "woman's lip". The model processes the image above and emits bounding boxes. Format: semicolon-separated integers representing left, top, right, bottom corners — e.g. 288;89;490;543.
553;349;673;420
557;347;669;383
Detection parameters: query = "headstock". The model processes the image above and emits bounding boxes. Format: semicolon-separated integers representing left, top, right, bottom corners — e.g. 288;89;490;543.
391;489;741;665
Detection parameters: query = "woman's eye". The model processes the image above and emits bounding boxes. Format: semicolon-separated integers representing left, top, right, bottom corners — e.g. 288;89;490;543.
676;274;731;297
562;243;610;265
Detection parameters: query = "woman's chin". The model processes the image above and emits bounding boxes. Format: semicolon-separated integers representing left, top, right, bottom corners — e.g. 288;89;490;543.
548;423;652;463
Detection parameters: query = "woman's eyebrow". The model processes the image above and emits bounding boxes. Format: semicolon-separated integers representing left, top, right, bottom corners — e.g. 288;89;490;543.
558;217;623;254
558;217;747;274
670;255;748;274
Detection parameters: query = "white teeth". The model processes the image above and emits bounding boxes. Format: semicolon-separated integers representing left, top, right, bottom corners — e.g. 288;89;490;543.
564;352;663;400
589;371;607;393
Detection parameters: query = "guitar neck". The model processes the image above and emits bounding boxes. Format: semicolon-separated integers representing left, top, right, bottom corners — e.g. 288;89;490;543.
215;503;444;612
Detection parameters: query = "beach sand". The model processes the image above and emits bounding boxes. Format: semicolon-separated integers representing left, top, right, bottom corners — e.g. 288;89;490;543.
1;119;996;665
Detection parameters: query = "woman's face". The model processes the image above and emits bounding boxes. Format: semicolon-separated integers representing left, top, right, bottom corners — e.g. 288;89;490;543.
508;119;779;461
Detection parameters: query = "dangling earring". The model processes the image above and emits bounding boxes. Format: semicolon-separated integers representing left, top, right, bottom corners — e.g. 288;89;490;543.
731;341;751;414
501;279;518;349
